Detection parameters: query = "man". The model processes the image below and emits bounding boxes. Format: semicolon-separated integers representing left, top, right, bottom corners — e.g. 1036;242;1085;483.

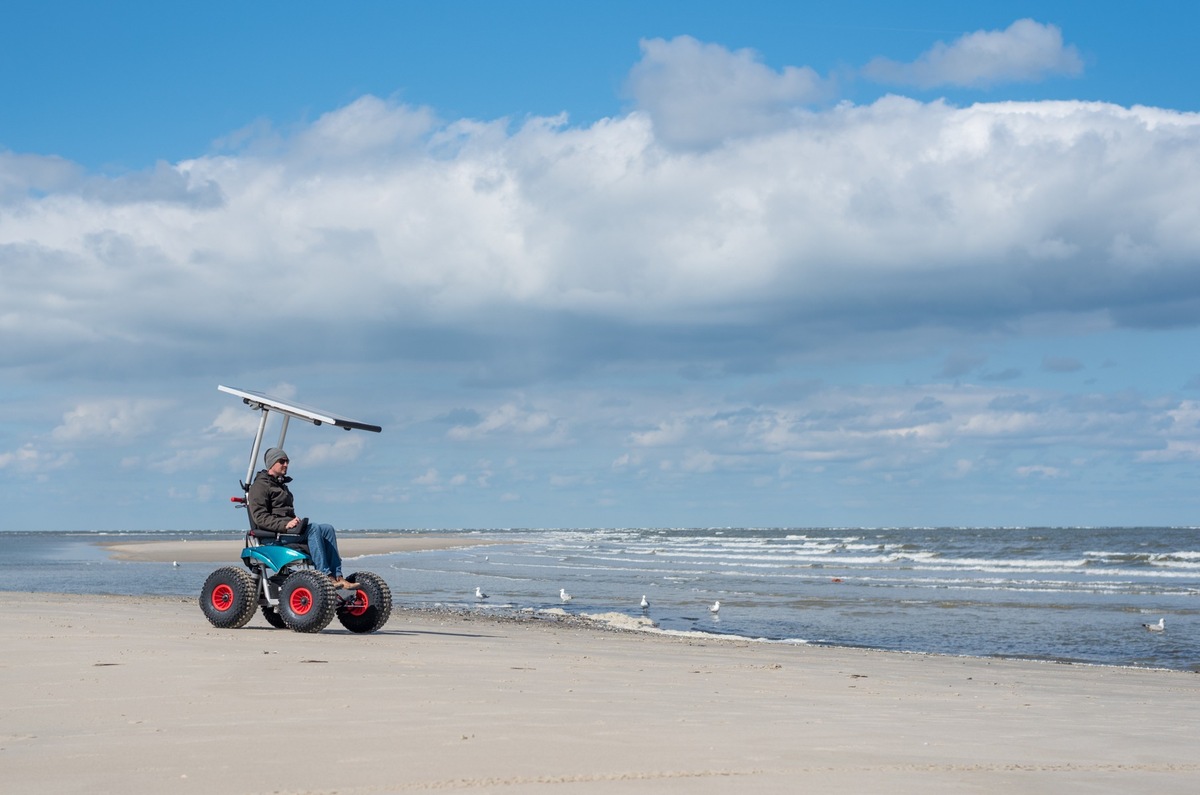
247;447;357;590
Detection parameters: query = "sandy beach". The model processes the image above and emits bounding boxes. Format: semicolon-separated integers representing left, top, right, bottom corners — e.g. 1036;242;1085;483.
3;589;1199;795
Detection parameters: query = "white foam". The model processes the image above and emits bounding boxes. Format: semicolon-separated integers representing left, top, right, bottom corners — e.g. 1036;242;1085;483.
580;612;658;631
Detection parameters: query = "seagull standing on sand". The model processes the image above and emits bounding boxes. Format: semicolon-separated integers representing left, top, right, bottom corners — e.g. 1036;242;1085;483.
1142;617;1165;632
640;595;649;610
475;587;489;600
560;588;573;603
710;600;721;614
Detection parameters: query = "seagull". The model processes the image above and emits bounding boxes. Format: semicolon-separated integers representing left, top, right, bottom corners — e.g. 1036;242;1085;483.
560;588;573;603
709;600;721;614
172;561;179;567
640;595;649;610
1142;617;1165;632
475;587;489;600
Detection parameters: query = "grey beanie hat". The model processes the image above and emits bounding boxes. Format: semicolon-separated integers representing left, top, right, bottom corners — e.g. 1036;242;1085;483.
264;447;289;467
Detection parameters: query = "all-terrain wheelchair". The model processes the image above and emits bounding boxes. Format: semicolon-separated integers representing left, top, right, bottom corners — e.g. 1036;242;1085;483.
199;386;393;634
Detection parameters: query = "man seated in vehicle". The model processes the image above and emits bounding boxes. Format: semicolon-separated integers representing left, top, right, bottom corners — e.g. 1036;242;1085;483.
247;447;358;590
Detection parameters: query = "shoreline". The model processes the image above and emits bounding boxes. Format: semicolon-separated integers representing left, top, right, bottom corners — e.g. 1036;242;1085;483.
81;536;1197;673
5;592;1199;794
413;604;1194;674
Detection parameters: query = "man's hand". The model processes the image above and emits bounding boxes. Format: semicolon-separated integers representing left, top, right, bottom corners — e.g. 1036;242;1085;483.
286;518;300;530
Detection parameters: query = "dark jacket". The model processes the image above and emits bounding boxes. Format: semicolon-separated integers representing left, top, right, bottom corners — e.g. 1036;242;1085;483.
247;469;297;533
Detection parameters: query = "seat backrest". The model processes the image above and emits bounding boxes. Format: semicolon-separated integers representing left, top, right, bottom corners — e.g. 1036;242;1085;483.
231;493;267;548
233;491;309;550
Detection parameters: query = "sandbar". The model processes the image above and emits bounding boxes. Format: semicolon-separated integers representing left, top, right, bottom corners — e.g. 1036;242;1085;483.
100;534;499;563
3;592;1198;794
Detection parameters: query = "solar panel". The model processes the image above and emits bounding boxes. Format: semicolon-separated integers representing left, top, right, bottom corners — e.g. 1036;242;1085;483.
218;385;382;433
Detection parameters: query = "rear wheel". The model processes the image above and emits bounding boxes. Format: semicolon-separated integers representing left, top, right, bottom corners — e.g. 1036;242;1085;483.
261;605;287;628
337;571;393;633
279;570;337;633
200;566;257;629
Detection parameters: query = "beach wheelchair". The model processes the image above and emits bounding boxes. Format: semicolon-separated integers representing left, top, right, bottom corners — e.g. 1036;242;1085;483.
199;386;393;634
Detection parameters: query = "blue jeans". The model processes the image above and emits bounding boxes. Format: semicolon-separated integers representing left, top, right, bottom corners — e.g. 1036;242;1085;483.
302;522;343;578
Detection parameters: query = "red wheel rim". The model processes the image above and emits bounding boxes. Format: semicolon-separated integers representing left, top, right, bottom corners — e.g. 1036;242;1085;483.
345;589;370;617
211;583;234;612
289;587;314;615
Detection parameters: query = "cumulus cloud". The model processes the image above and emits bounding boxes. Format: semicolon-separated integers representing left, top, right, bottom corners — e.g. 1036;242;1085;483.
0;443;72;472
1;39;1198;389
207;406;263;437
51;399;170;443
1016;464;1065;478
11;30;1200;529
303;433;366;466
611;383;1181;480
626;35;828;147
413;467;440;486
0;150;82;201
447;403;567;445
629;419;689;447
1136;401;1200;462
862;19;1084;88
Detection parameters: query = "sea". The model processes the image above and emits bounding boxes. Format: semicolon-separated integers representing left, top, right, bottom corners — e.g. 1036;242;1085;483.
2;526;1198;671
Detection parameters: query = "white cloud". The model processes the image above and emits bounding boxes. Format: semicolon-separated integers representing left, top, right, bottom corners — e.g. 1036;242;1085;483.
296;96;437;159
7;32;1200;530
1136;441;1200;463
0;443;72;472
608;383;1180;481
51;399;170;443
2;39;1200;526
207;406;263;437
303;433;366;466
611;452;642;470
680;449;722;473
629;419;689;448
0;151;82;201
157;445;222;475
3;81;1197;385
447;403;566;445
473;460;495;487
1016;464;1065;478
862;19;1084;88
1136;401;1200;462
626;35;827;147
414;467;440;486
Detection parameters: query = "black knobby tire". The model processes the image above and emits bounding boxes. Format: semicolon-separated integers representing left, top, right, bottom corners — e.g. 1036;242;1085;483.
337;571;393;633
261;604;287;628
279;569;337;633
200;566;258;629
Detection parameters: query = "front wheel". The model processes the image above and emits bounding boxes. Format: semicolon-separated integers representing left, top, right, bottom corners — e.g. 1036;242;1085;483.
279;570;337;633
337;571;393;633
200;566;257;628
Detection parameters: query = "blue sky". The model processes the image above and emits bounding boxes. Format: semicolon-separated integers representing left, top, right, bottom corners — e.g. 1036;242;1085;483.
4;1;1200;531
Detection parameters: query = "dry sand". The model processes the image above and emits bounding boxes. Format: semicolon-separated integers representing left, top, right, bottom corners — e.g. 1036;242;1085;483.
3;590;1199;794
